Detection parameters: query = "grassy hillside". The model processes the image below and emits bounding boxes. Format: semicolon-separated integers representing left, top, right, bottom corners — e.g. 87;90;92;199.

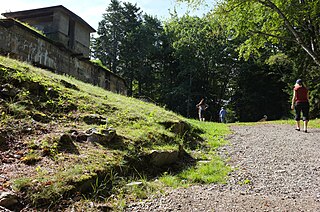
0;56;231;211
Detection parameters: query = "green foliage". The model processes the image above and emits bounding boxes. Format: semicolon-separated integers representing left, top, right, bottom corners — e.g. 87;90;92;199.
92;0;316;121
187;119;229;147
92;0;165;98
171;0;320;121
213;0;320;66
90;59;109;70
162;15;238;119
6;101;28;118
93;0;124;73
156;120;232;189
238;179;251;185
0;56;235;210
38;135;59;157
176;121;231;184
88;172;117;201
230;60;290;121
124;180;160;200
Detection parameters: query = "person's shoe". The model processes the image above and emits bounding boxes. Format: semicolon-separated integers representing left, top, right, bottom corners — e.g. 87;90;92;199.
295;128;300;131
304;130;307;133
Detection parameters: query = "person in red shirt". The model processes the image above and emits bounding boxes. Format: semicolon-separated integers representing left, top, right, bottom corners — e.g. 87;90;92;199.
291;79;309;132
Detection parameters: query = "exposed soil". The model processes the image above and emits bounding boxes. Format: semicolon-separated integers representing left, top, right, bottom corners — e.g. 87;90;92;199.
126;124;320;211
0;121;69;190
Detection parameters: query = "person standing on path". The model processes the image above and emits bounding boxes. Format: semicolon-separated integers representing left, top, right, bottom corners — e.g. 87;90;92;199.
219;107;227;123
196;98;208;121
291;79;310;132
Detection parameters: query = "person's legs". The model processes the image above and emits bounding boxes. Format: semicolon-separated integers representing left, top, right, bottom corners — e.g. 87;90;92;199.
303;120;308;132
295;104;302;130
302;102;310;132
199;110;205;121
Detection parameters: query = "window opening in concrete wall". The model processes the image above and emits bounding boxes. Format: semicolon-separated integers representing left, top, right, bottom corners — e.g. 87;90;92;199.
68;19;75;49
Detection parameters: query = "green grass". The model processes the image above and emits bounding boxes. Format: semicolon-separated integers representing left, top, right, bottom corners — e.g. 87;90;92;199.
159;156;231;186
0;55;235;210
4;54;320;210
8;55;320;210
159;121;232;187
179;157;231;184
187;120;230;148
235;118;320;130
159;174;187;188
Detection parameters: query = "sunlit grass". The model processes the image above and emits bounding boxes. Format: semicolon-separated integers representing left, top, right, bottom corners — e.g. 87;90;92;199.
156;120;232;189
159;155;231;186
309;118;320;128
159;174;189;188
253;119;320;129
1;55;234;209
179;157;231;184
187;119;230;148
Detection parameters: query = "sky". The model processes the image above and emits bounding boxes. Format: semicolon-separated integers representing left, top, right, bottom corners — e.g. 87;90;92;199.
0;0;212;31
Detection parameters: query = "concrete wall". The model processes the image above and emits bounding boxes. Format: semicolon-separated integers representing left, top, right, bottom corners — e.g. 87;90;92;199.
0;19;127;95
24;15;54;33
52;9;91;58
53;11;70;48
5;8;92;58
74;21;91;57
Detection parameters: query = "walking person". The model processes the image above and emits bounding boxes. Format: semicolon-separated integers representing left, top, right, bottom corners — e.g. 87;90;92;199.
219;107;227;123
291;79;309;132
196;98;208;121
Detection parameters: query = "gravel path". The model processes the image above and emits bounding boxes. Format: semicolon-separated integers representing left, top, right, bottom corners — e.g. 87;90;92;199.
126;124;320;211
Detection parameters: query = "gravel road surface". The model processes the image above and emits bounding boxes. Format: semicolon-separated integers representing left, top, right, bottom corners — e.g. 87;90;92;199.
126;124;320;211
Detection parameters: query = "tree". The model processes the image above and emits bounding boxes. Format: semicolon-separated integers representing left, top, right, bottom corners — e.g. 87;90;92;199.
93;1;164;97
92;0;124;73
177;0;320;120
134;14;164;98
163;15;238;119
92;0;301;120
117;2;142;96
230;58;290;122
179;0;320;67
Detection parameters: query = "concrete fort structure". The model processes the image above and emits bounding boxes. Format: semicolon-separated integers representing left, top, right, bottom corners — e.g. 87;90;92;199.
0;5;127;95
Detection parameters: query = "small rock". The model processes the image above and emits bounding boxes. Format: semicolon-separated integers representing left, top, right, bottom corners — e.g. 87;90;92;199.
126;182;143;186
0;191;18;208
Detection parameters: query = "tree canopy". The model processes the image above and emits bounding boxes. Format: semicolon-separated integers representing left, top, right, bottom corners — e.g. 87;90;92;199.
92;0;320;121
178;0;320;67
